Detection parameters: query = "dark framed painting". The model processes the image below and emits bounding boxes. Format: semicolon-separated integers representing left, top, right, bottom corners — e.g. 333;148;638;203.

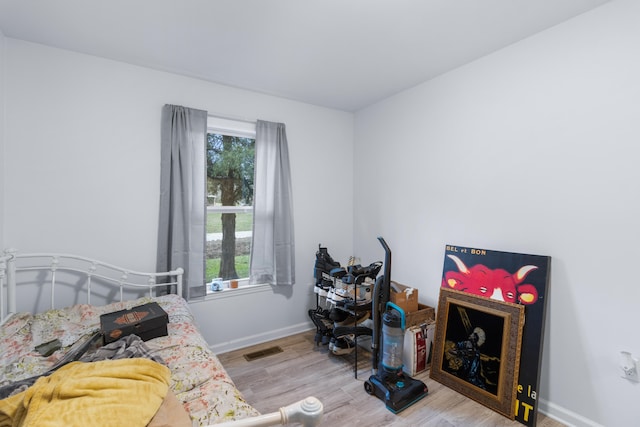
441;245;551;426
430;288;525;419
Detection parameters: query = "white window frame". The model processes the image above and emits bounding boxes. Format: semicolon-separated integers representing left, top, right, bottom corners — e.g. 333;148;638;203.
205;116;265;296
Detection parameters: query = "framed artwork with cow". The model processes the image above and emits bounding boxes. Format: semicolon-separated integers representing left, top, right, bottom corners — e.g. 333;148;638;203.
439;245;551;426
430;288;525;419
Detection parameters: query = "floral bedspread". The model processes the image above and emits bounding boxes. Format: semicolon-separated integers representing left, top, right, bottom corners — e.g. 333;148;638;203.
0;294;260;426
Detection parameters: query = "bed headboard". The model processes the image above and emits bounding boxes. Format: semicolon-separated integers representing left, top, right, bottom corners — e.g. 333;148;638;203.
0;249;183;324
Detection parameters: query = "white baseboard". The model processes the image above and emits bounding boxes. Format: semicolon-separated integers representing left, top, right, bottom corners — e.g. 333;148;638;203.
211;321;315;354
538;398;603;427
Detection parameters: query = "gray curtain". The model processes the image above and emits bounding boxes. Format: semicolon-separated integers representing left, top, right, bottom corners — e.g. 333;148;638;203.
250;120;295;285
157;104;207;299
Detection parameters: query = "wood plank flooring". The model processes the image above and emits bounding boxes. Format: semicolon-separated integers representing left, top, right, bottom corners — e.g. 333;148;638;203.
217;330;565;427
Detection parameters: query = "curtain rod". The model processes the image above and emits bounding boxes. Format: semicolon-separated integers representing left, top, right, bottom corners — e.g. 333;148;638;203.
207;112;257;125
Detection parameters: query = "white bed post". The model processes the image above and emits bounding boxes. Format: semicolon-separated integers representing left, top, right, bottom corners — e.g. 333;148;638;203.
147;276;156;298
119;272;128;302
87;262;97;305
175;267;184;296
50;256;59;309
212;396;323;427
5;248;17;318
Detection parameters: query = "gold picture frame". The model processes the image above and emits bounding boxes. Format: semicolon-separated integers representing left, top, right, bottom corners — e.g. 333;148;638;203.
430;288;525;419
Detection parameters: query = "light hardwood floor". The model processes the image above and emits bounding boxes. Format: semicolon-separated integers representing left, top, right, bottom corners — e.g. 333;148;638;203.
218;330;565;427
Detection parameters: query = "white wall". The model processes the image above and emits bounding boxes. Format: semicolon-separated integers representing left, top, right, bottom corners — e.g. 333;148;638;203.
4;39;354;350
354;1;639;426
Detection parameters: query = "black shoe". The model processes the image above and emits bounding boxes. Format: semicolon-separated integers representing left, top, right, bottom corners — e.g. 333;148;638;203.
333;310;370;327
329;308;350;323
348;261;383;279
309;308;333;346
314;245;341;285
333;325;373;338
330;335;355;355
316;245;340;268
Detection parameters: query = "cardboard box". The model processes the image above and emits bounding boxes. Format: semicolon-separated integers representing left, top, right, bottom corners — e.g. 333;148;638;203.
406;303;435;329
390;281;419;313
100;302;169;344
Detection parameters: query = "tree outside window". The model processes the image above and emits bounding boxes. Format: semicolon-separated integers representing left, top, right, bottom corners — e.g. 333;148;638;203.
206;133;255;281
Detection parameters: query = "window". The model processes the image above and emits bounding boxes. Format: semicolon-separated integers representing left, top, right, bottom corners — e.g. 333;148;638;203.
206;117;256;291
160;107;293;299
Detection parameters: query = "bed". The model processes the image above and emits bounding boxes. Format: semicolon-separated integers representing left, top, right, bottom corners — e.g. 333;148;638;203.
0;250;323;427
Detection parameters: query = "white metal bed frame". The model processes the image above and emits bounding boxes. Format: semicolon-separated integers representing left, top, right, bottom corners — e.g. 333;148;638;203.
0;249;323;427
0;249;184;324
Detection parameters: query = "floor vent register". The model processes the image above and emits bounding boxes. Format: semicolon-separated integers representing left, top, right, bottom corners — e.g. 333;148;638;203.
243;346;283;361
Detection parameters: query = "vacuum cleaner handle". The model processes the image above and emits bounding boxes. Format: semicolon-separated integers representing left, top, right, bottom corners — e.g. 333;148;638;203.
377;236;390;254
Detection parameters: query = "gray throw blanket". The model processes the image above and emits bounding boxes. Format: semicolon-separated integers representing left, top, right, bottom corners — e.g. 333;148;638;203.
0;334;163;399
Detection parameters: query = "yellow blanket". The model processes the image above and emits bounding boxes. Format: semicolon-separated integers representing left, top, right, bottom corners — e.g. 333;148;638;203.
0;358;170;427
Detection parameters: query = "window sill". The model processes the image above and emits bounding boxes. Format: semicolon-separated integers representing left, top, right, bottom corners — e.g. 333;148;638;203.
205;282;271;300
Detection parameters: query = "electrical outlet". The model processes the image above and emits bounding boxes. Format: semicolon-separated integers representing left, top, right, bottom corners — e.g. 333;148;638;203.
621;365;639;382
620;351;639;382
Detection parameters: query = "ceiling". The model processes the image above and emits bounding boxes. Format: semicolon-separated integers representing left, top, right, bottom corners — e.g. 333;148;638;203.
0;0;609;112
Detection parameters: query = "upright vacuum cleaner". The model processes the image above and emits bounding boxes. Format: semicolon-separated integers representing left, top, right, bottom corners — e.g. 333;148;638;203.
364;237;428;413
